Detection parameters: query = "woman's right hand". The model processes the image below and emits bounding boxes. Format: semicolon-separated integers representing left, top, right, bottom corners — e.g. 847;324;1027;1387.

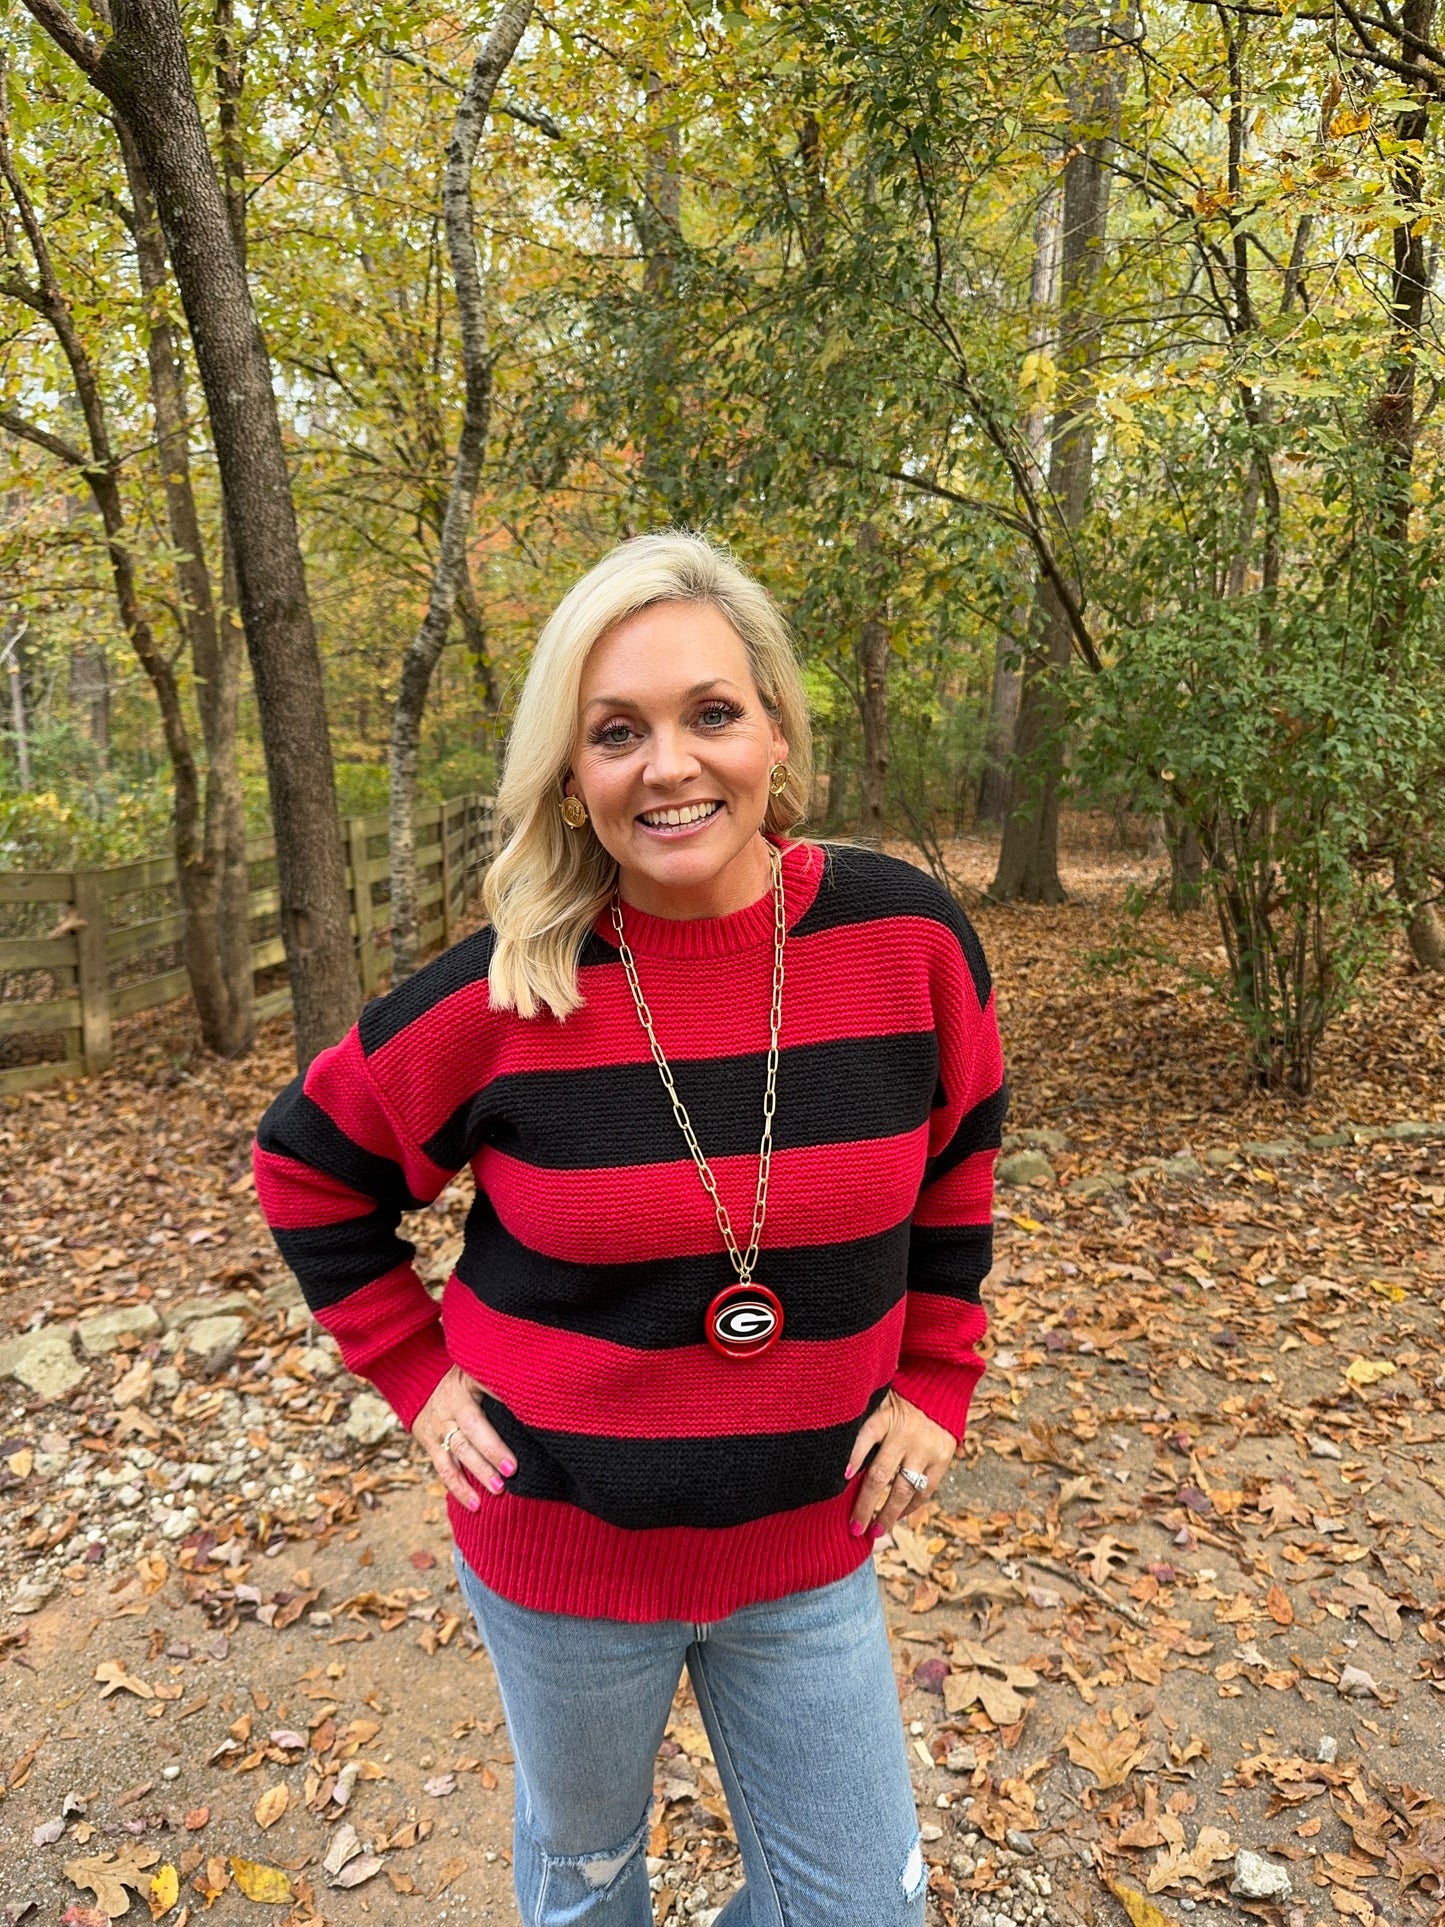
413;1366;516;1513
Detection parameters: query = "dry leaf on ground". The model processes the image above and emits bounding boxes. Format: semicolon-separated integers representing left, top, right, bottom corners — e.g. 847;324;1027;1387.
228;1858;293;1903
63;1847;161;1919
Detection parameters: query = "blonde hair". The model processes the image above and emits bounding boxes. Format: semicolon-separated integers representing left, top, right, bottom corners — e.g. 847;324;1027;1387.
483;532;813;1018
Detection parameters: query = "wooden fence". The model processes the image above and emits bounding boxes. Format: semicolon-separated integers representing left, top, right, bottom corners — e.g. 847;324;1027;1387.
0;792;494;1097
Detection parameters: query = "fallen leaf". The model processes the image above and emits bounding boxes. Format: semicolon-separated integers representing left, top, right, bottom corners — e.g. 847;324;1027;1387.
1265;1584;1295;1627
94;1660;153;1701
1344;1357;1396;1388
1333;1576;1402;1642
331;1855;384;1889
424;1772;458;1798
147;1865;179;1920
228;1858;293;1903
64;1847;161;1919
5;1446;33;1477
1107;1878;1171;1927
33;1816;66;1845
60;1909;110;1927
183;1808;209;1831
1064;1719;1147;1790
428;1856;467;1900
253;1784;289;1829
1146;1818;1235;1893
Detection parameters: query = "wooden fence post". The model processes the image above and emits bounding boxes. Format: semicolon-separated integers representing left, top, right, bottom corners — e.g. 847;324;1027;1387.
71;869;113;1073
348;815;378;1000
440;797;454;946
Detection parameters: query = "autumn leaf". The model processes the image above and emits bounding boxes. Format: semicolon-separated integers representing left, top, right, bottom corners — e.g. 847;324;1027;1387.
1344;1356;1396;1388
1064;1719;1147;1789
1146;1818;1235;1893
1265;1584;1295;1626
94;1659;154;1700
228;1857;294;1903
1256;1482;1313;1534
253;1783;289;1829
191;1857;230;1908
147;1864;179;1920
64;1847;161;1919
1086;1534;1133;1586
429;1857;467;1900
1107;1878;1171;1927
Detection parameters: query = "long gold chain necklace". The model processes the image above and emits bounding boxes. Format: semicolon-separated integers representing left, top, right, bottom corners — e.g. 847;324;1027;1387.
610;843;787;1358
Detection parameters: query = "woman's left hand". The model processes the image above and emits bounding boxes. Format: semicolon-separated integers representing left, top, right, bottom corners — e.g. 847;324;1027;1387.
845;1389;957;1539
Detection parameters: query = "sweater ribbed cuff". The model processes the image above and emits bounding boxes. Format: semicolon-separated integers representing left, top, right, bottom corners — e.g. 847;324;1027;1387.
891;1354;985;1446
362;1319;454;1432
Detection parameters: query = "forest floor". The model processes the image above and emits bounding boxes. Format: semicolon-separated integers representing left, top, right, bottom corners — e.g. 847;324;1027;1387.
2;820;1444;1927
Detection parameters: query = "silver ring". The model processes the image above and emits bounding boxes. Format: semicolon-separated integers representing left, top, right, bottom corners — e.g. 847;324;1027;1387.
897;1467;929;1494
441;1425;461;1458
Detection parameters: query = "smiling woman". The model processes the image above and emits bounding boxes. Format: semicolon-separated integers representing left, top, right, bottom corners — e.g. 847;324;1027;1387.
254;531;1005;1927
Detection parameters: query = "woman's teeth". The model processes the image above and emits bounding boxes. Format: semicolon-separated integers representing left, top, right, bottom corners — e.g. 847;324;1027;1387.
639;801;722;828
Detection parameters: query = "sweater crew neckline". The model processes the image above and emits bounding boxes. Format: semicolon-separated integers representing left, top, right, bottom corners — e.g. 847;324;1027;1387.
598;837;822;961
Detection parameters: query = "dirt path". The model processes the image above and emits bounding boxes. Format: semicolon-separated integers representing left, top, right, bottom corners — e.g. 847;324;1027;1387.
3;830;1443;1927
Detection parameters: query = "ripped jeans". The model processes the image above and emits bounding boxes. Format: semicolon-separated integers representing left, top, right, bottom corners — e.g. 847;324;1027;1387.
453;1551;927;1927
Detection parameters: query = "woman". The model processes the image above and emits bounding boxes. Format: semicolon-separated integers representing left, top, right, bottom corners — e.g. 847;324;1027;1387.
254;533;1005;1927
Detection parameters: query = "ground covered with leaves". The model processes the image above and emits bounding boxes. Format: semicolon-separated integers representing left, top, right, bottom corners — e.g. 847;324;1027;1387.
1;827;1443;1927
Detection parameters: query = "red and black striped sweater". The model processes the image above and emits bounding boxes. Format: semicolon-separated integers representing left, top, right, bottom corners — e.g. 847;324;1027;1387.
253;840;1005;1621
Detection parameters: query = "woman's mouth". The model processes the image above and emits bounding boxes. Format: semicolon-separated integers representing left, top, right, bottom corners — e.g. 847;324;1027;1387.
636;800;724;835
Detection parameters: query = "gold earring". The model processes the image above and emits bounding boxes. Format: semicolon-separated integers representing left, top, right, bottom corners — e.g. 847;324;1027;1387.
768;763;788;798
560;795;588;829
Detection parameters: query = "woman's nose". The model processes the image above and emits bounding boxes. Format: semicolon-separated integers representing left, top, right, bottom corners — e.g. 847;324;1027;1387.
645;726;701;788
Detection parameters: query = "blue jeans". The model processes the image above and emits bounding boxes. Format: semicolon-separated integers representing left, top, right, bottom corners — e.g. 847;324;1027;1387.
453;1551;927;1927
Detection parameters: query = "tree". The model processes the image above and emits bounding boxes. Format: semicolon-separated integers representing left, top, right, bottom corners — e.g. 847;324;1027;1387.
990;9;1129;902
388;0;533;981
22;0;358;1066
0;60;251;1053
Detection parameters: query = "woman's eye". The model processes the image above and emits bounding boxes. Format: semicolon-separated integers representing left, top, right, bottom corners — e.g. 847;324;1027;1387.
594;722;634;747
698;704;738;728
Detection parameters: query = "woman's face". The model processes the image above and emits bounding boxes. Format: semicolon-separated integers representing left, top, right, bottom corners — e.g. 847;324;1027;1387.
567;600;789;917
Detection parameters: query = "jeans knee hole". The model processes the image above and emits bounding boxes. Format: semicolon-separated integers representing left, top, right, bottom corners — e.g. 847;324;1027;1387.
541;1812;648;1897
899;1830;926;1904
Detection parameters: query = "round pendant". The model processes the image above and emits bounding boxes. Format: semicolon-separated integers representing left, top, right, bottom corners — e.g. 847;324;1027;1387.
706;1282;784;1359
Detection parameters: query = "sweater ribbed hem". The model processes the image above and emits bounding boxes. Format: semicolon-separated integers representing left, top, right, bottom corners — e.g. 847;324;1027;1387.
599;839;822;960
891;1355;985;1446
363;1320;453;1432
449;1488;875;1622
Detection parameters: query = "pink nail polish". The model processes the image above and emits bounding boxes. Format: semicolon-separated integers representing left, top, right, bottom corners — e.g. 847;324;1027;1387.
848;1520;864;1538
499;1458;516;1476
467;1493;480;1512
844;1464;855;1480
488;1474;504;1494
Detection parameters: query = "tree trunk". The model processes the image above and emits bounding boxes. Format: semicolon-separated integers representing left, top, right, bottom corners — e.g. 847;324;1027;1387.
121;121;254;1053
855;523;889;843
68;644;110;760
990;19;1122;902
1363;0;1442;968
23;0;360;1066
389;1;532;981
3;621;30;785
978;175;1062;827
635;64;682;510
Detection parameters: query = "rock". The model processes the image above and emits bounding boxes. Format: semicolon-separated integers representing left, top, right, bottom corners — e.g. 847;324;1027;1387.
920;1824;944;1844
1240;1139;1296;1161
76;1304;162;1355
1229;1850;1291;1901
1316;1735;1338;1764
1001;1128;1068;1152
1307;1131;1350;1149
111;1355;153;1408
1161;1153;1203;1179
0;1328;86;1400
946;1744;978;1774
1004;1829;1035;1855
1203;1147;1239;1167
1337;1664;1383;1700
344;1393;397;1445
1308;1433;1343;1460
10;1575;57;1614
996;1150;1056;1188
1066;1170;1125;1201
262;1277;307;1314
183;1314;247;1375
162;1291;256;1331
292;1344;340;1379
1126;1159;1165;1179
159;1504;199;1541
1384;1119;1445;1142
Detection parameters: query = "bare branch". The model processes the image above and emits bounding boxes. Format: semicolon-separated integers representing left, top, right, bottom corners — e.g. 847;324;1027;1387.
0;405;91;469
17;0;102;73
